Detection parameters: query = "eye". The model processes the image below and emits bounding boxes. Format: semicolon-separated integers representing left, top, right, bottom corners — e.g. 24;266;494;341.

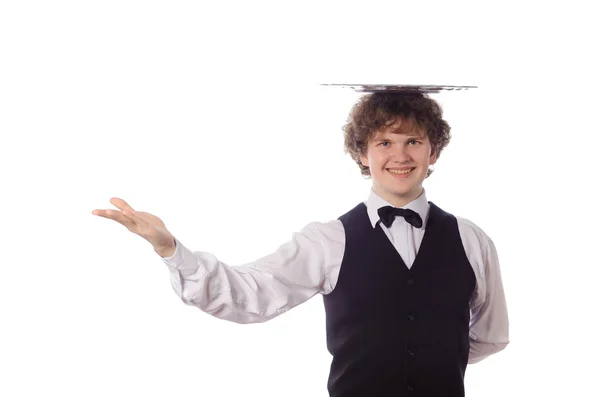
379;141;391;147
408;140;420;145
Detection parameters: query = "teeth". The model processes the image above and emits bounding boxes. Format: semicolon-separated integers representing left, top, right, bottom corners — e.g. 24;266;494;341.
389;168;413;175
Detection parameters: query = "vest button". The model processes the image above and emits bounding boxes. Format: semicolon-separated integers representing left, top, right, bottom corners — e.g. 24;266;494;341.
406;278;414;285
408;313;415;321
408;349;415;356
407;384;415;392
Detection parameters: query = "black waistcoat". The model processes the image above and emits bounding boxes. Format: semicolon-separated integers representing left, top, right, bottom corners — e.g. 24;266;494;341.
322;202;476;397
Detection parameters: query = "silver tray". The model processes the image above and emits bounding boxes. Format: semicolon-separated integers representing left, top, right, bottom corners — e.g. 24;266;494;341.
320;84;477;93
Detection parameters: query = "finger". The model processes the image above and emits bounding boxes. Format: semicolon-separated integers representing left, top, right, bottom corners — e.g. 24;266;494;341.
121;210;146;226
93;209;136;227
110;197;136;212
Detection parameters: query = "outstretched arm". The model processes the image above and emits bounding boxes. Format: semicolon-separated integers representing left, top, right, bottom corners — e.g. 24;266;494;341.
163;221;344;324
92;197;344;325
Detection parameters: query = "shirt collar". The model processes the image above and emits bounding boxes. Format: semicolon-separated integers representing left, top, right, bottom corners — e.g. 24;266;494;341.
365;188;430;229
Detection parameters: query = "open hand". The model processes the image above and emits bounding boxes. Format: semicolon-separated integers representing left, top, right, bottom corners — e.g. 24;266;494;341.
92;198;176;257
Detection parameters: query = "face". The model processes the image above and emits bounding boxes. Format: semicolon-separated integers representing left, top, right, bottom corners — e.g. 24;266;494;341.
360;120;437;207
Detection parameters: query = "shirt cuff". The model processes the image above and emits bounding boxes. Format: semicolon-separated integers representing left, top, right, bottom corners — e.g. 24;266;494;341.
161;238;197;271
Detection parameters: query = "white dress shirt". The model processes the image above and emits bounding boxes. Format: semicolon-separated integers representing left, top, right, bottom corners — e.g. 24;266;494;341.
162;189;509;364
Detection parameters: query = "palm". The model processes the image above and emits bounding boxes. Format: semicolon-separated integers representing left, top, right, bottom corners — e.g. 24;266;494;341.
134;211;166;230
92;197;174;249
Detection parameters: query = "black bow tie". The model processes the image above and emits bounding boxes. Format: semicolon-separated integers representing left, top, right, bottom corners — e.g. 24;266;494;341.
377;206;423;228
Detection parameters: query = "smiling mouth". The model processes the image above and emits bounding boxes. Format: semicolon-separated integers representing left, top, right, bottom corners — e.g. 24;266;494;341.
387;168;415;175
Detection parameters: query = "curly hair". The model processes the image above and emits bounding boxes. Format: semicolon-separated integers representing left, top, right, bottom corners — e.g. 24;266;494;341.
343;93;451;178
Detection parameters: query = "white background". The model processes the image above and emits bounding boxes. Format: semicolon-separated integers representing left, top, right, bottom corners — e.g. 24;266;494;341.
1;1;599;396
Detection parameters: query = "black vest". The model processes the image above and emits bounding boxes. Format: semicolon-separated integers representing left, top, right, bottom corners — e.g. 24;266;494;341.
322;202;476;397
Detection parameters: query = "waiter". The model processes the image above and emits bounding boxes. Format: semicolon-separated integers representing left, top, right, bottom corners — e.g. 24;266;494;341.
93;85;509;397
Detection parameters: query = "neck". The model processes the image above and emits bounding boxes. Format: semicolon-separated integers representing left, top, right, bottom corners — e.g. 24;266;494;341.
374;186;424;207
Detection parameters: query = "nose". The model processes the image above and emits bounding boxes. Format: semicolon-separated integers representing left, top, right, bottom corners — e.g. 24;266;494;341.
390;145;412;163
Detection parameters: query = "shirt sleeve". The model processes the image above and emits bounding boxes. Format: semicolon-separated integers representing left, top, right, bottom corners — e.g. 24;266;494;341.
161;220;345;324
468;237;510;364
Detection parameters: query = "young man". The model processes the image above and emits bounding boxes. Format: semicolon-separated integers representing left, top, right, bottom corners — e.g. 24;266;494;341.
93;91;509;397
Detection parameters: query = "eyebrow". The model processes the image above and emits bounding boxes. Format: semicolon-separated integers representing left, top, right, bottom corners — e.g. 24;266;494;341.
373;134;425;141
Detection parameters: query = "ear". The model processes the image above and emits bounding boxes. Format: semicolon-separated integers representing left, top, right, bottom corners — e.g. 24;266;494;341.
360;154;369;167
429;149;438;165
